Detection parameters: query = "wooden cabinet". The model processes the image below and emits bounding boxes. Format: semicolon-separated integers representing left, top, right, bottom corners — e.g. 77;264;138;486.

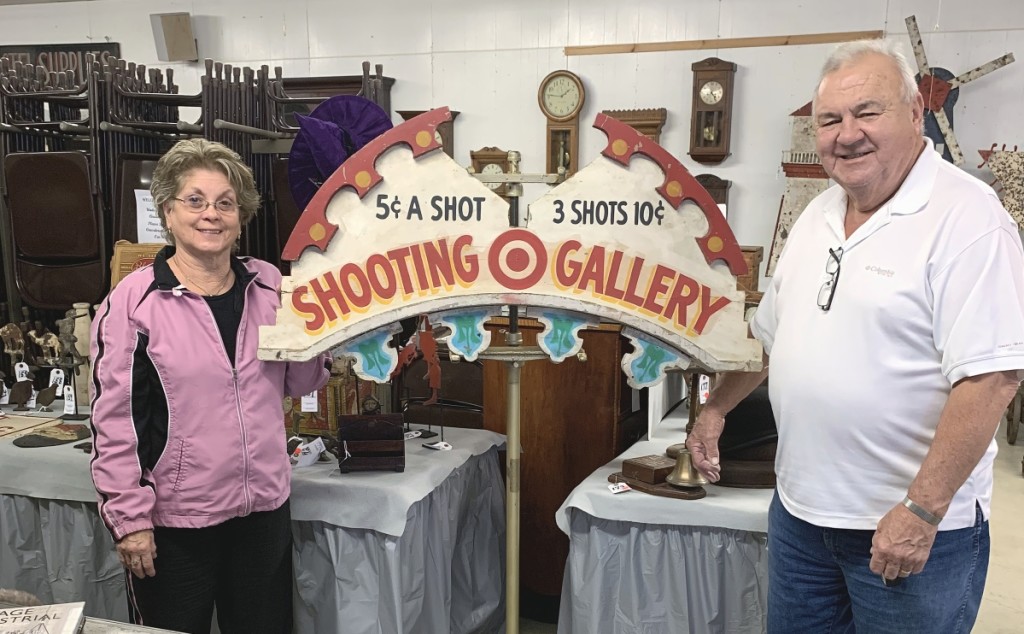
482;318;646;602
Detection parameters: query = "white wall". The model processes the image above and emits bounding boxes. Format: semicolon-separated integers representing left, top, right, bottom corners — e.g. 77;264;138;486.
3;0;1023;286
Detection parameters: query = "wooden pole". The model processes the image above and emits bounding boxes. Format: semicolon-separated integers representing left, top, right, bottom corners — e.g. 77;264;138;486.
565;30;883;57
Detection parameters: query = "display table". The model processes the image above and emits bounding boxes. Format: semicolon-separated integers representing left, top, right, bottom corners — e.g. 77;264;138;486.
290;430;506;634
555;414;772;634
0;601;179;634
0;408;505;634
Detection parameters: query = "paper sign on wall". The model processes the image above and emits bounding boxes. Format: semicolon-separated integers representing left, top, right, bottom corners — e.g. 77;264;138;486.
135;189;167;244
300;391;319;413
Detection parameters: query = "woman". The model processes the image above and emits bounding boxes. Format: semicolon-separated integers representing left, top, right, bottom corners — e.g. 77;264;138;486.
90;139;330;634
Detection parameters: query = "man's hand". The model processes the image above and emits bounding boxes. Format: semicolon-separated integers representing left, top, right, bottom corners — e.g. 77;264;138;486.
869;503;938;583
117;529;157;579
685;407;726;483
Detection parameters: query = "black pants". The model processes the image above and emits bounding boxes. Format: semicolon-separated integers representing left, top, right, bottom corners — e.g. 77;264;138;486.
126;500;292;634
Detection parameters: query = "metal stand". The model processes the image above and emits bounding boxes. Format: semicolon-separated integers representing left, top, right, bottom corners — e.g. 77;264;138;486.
471;149;570;632
477;341;549;634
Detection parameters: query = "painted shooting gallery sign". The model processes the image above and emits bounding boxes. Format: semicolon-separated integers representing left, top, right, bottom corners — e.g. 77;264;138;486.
258;109;761;387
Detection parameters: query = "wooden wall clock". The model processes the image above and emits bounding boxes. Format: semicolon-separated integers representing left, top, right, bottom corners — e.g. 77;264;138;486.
695;173;731;210
397;110;459;158
601;108;667;143
469;147;510;199
689;57;737;165
538;70;586;177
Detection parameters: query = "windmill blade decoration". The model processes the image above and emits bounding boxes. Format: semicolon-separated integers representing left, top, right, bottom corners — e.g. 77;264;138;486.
905;15;1015;166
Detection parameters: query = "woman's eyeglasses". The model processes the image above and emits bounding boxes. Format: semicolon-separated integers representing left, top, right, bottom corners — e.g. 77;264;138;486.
173;195;239;214
817;247;843;312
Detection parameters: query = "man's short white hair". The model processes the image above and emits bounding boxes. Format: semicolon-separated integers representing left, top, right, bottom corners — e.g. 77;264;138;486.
813;39;919;112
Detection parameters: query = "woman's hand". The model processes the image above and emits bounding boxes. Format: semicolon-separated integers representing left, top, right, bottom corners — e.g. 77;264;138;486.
117;529;157;578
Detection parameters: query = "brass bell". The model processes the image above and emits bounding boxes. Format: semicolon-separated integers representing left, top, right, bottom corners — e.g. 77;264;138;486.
665;447;708;489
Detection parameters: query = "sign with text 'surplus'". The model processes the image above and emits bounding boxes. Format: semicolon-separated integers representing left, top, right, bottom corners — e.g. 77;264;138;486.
258;109;761;386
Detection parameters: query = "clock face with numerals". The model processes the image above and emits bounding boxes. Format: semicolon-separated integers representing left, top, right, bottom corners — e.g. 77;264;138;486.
699;80;724;105
539;71;584;121
481;163;504;190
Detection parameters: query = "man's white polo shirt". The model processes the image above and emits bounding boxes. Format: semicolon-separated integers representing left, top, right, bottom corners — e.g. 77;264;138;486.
752;140;1024;530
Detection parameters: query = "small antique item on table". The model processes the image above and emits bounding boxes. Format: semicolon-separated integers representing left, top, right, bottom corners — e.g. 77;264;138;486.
54;310;89;421
609;450;706;500
10;376;34;412
34;383;60;411
336;413;405;473
665;447;708;490
622;454;676;484
13;422;90;448
1;322;27;374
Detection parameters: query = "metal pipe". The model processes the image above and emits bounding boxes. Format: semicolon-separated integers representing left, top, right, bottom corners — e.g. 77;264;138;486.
213;118;291;139
505;359;522;634
98;120;176;139
58;121;90;134
476;344;548;634
473;348;548;634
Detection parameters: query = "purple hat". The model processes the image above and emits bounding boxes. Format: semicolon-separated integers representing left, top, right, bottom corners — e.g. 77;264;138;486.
288;96;393;212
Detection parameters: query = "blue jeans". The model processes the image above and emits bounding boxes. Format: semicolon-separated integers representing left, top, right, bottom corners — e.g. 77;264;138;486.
768;492;989;633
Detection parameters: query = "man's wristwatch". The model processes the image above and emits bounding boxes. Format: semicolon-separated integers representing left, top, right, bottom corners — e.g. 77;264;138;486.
902;496;942;526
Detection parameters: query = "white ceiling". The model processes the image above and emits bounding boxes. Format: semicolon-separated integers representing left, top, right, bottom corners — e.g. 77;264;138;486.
0;0;93;4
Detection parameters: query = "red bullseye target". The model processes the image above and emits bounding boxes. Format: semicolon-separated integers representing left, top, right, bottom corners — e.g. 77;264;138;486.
488;229;548;290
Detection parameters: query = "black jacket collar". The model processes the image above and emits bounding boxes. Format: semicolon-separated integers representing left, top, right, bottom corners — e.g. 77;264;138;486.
153;245;256;291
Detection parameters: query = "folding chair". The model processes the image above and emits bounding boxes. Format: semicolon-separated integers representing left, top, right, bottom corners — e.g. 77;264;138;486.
3;151;108;309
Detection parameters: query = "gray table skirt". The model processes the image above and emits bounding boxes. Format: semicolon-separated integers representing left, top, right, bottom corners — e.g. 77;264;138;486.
0;447;506;634
293;446;506;634
0;494;125;619
557;509;768;634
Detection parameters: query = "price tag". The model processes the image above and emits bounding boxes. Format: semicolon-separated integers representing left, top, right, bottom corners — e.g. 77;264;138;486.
608;482;632;494
292;437;326;468
300;391;318;413
0;383;9;405
698;374;711;404
404;430;422;440
27;390;37;409
49;369;65;390
14;362;30;382
63;386;77;415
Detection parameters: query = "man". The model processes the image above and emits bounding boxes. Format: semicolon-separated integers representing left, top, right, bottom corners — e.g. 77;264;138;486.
687;40;1024;633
